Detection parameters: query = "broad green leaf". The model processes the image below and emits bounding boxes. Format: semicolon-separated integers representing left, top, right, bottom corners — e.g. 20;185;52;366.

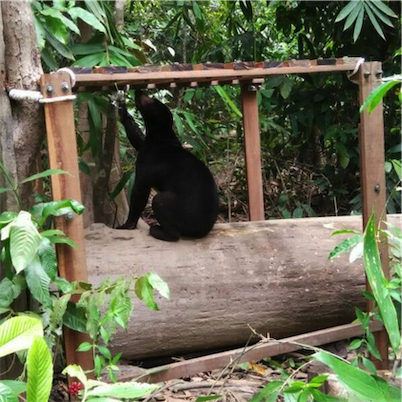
0;382;19;402
33;15;46;50
173;113;184;136
343;1;363;30
348;338;363;350
68;7;106;33
0;316;43;357
73;52;106;67
50;294;71;332
19;169;68;185
353;8;364;42
359;80;400;114
0;380;26;398
349;242;363;263
147;273;170;300
135;276;158;311
336;0;361;22
362;357;377;375
37;237;57;280
0;211;17;227
47;235;78;249
313;351;398;402
86;382;158;398
0;278;19;309
370;0;398;18
71;43;105;55
366;4;394;28
26;336;53;402
384;161;392;173
77;341;92;352
109;171;133;201
213;86;242;118
9;212;42;273
31;199;84;224
25;256;52;307
279;77;293;99
62;364;88;387
250;380;283;402
83;0;106;22
391;159;401;180
364;215;401;354
329;235;362;259
44;28;75;60
63;302;88;333
364;3;385;40
388;143;402;154
40;229;66;237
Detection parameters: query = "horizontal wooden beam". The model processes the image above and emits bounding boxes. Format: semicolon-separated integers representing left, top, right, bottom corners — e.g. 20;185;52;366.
122;321;383;384
73;58;361;90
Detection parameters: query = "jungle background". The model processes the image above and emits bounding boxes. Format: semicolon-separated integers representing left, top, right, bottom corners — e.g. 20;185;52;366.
3;0;402;228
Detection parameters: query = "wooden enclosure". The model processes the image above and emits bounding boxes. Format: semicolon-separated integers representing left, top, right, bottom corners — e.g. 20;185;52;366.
39;58;391;375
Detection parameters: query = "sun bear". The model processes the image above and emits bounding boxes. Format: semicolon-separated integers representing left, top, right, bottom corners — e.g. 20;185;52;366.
117;91;218;242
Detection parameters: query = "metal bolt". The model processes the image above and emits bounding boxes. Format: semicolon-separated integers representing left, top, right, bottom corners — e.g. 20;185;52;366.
375;69;383;78
46;84;54;94
61;82;70;92
64;212;74;221
363;71;371;79
374;184;381;193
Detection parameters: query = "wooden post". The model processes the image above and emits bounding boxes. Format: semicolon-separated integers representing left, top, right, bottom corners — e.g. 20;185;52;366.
241;84;265;221
40;72;94;376
358;61;389;369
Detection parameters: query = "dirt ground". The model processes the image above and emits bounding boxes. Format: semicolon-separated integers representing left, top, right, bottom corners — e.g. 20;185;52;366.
49;340;401;402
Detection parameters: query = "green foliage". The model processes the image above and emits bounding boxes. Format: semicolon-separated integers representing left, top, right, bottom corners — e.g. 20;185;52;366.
314;352;400;402
62;365;159;402
0;316;43;358
252;212;401;401
336;0;397;42
31;1;145;69
26;336;53;402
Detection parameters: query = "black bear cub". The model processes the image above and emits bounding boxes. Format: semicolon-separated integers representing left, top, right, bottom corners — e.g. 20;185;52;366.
118;91;218;242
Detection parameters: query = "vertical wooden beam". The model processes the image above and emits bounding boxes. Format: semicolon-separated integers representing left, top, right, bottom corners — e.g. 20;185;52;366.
241;84;265;221
40;72;94;376
358;61;389;369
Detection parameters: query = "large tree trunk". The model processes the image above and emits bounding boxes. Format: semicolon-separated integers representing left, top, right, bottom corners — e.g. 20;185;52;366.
84;214;400;361
0;0;44;378
0;1;44;195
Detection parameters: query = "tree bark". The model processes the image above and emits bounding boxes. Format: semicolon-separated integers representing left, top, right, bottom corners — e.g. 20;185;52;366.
84;214;400;361
0;1;44;191
0;0;44;378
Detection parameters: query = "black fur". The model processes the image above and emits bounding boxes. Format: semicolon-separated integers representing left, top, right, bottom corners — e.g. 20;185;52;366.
117;91;218;242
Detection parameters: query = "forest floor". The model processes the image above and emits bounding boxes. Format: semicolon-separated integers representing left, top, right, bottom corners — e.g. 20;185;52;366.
49;340;400;401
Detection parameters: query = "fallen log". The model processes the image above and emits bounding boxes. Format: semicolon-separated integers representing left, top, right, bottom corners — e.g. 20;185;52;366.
85;214;400;361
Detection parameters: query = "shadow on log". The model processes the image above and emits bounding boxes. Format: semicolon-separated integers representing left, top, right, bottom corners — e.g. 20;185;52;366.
85;215;400;361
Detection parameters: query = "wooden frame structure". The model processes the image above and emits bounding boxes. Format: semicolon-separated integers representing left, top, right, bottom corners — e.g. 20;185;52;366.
40;58;389;378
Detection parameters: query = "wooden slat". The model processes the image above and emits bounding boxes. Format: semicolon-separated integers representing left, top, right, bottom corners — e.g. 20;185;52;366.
358;62;389;369
126;322;384;384
40;72;94;379
241;85;265;221
73;60;360;89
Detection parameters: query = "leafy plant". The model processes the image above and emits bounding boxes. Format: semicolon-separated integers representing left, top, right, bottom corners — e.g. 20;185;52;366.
31;1;144;69
336;0;397;42
63;365;158;402
73;273;170;381
0;316;161;402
